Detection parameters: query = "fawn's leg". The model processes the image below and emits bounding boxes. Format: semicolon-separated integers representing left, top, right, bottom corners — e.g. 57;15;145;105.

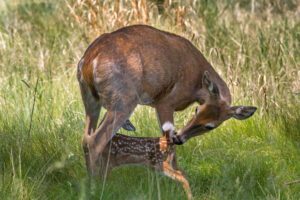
162;154;192;200
159;125;192;200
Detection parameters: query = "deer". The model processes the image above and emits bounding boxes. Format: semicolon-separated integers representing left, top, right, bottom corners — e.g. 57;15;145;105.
100;122;192;200
77;24;257;176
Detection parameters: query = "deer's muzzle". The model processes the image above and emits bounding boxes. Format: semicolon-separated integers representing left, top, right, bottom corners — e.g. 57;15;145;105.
172;133;184;145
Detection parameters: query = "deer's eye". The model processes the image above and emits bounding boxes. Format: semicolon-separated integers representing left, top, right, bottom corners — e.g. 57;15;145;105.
204;123;215;130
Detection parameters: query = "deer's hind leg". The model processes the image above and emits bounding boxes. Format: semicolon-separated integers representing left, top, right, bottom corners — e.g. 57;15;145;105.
88;57;141;176
78;81;102;174
87;97;137;176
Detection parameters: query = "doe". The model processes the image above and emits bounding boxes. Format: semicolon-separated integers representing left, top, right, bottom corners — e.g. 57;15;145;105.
77;25;257;175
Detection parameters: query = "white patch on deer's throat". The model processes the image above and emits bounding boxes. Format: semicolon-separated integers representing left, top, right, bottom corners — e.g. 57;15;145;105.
162;122;175;132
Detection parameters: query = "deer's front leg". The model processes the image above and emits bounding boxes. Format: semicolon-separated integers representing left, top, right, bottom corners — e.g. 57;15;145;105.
155;105;174;137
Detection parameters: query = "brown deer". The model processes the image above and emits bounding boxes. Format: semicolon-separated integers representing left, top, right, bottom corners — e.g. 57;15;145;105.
100;122;192;200
77;25;257;175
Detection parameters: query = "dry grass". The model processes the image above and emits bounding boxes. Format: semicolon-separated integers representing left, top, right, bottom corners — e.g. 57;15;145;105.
0;0;300;199
66;0;299;115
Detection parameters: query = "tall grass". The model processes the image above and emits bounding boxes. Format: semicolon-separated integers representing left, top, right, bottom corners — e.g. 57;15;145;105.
0;0;299;199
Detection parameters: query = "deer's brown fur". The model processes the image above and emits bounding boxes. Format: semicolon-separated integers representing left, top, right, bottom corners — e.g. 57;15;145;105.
77;25;257;175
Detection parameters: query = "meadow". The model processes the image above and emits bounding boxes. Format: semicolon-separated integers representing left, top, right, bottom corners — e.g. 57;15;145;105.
0;0;299;199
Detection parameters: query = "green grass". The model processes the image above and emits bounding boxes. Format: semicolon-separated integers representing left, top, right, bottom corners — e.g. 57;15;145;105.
0;0;299;199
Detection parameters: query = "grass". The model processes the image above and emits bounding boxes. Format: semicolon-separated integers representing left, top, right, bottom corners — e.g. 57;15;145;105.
0;0;299;199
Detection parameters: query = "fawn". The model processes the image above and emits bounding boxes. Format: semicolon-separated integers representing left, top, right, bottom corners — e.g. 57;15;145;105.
100;122;192;200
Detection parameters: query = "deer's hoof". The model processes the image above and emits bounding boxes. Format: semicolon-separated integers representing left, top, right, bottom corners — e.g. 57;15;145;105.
122;120;136;132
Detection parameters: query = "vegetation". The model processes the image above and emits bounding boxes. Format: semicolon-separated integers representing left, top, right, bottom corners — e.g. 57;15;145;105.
0;0;299;199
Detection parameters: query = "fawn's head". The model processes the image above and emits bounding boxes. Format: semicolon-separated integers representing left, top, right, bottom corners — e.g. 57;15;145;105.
172;71;257;145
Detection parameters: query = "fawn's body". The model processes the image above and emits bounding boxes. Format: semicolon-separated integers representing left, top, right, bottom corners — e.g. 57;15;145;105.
101;132;192;200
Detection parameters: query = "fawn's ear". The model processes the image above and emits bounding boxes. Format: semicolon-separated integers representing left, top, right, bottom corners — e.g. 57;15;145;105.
230;106;257;120
202;71;220;99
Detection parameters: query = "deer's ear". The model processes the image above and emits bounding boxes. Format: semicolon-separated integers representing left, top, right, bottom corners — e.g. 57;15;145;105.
230;106;257;120
202;71;220;98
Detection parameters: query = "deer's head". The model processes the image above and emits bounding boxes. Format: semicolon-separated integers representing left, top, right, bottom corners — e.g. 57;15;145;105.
172;71;257;145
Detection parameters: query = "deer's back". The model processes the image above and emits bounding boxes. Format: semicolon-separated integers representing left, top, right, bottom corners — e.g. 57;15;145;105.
80;25;209;101
80;25;231;105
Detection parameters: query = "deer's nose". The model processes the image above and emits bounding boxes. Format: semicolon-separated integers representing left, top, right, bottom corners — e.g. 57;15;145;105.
172;135;183;145
205;125;214;130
